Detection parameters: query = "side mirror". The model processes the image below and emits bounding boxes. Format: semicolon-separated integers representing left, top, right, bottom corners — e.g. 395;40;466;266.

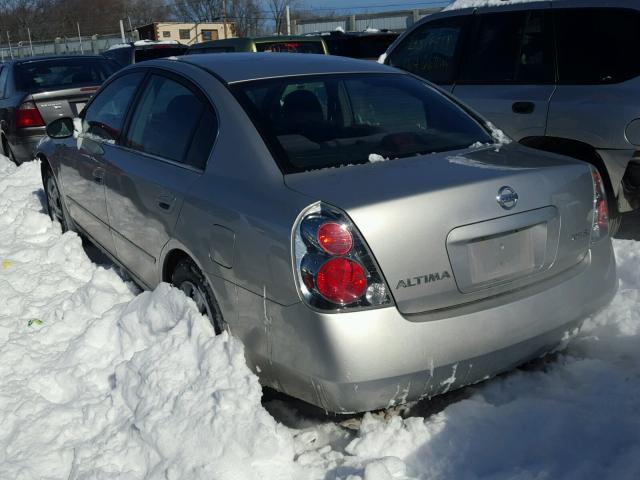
46;117;75;139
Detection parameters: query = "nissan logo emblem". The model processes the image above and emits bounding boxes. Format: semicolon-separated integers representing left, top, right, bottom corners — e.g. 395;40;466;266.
497;186;518;210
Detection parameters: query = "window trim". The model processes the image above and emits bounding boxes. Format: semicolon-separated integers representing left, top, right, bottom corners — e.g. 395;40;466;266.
455;9;557;86
118;67;219;172
79;69;148;145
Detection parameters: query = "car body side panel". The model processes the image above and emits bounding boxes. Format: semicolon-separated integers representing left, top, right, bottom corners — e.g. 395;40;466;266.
104;149;200;288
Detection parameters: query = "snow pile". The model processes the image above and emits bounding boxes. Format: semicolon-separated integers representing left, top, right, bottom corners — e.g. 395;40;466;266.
0;156;300;479
445;0;538;11
368;153;389;163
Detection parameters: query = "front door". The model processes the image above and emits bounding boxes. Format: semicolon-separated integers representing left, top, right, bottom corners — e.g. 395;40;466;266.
104;72;217;287
59;72;145;254
452;7;555;141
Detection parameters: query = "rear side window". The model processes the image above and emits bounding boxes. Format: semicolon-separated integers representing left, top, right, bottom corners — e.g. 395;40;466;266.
255;41;325;54
388;16;466;85
15;58;116;92
555;8;640;84
125;74;216;168
235;73;491;173
82;72;145;143
460;10;554;84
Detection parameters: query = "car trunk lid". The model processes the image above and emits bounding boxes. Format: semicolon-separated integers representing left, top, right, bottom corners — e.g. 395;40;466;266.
30;87;99;123
285;144;595;314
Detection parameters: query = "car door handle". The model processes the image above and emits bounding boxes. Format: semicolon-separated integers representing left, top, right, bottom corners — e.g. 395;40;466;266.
156;194;176;212
512;101;535;114
92;167;104;184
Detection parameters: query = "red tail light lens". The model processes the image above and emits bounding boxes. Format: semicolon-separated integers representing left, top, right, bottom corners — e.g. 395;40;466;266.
316;258;366;304
16;101;45;128
317;222;353;255
293;202;392;310
591;169;609;241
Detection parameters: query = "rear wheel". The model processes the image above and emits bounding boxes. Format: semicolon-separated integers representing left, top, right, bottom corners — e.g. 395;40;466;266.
43;167;73;232
171;258;223;333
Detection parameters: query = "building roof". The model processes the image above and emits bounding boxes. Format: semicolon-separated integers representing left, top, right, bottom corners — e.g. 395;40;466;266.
176;52;397;84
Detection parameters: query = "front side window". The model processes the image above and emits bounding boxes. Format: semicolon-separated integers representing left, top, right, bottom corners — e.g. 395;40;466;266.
125;74;216;168
460;10;554;84
82;72;145;143
388;17;466;84
235;73;491;173
555;8;640;84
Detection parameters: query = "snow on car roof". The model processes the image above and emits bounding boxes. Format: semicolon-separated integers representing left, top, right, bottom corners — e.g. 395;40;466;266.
445;0;543;10
107;39;181;50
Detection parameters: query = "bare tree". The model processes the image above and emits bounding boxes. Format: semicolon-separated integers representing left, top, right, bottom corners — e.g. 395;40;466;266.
267;0;300;35
228;0;262;37
171;0;224;22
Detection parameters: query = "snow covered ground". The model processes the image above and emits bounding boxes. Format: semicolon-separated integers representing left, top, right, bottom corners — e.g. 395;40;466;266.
1;154;639;479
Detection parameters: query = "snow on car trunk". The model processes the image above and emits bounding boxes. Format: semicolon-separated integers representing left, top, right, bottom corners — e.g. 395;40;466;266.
1;154;640;479
0;157;298;478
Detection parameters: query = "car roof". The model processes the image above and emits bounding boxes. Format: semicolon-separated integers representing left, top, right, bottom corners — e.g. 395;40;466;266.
2;55;108;67
176;52;398;83
190;36;325;50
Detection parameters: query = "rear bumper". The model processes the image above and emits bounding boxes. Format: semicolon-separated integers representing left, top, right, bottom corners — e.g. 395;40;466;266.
264;239;617;413
7;127;46;163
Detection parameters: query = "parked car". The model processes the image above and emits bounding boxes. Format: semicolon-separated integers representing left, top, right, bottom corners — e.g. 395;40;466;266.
38;53;617;413
103;40;189;68
187;35;328;55
0;55;118;165
382;0;640;231
319;30;399;60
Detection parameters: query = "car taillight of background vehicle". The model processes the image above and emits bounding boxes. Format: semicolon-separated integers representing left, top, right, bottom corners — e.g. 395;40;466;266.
293;202;392;311
16;101;45;129
591;168;609;242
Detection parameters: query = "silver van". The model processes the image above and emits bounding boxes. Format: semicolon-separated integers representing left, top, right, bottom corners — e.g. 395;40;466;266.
383;0;640;231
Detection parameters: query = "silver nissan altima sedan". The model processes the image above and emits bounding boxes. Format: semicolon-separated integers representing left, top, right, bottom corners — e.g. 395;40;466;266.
36;53;617;413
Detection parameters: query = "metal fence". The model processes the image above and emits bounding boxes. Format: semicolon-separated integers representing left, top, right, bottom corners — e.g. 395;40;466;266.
0;32;131;61
294;8;442;34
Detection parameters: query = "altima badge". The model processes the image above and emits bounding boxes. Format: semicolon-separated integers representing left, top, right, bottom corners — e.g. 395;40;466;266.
497;186;518;210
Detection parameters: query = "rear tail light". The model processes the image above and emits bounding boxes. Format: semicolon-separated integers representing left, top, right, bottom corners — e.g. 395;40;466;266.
293;202;392;311
591;168;609;242
16;101;45;128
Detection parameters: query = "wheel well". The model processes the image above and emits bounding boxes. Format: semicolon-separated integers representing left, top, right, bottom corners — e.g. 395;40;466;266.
162;249;191;283
519;136;617;209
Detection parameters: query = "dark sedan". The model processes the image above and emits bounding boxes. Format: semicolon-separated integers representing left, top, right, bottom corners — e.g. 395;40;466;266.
0;55;117;164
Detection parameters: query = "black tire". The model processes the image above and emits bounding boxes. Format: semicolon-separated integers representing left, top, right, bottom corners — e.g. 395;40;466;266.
171;258;223;333
2;138;19;166
43;166;74;232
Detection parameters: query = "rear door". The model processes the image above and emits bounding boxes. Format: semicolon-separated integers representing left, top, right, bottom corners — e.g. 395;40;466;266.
452;6;555;140
387;15;470;93
104;71;217;287
58;72;145;254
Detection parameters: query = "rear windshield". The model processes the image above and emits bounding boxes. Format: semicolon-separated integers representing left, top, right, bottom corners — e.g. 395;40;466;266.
326;35;399;59
16;58;116;92
234;73;491;173
135;46;188;63
255;41;324;54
